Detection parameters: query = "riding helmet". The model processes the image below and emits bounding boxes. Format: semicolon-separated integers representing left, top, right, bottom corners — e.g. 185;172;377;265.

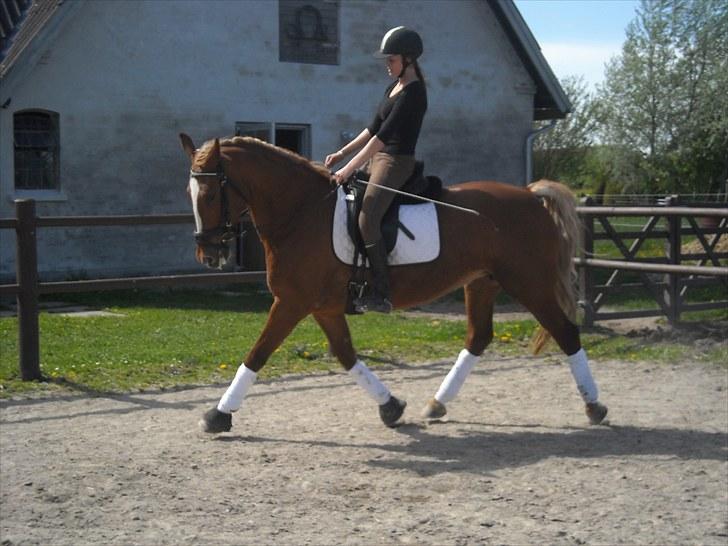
377;26;423;59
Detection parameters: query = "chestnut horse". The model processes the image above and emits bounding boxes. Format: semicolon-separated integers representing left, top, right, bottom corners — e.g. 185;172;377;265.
179;134;608;433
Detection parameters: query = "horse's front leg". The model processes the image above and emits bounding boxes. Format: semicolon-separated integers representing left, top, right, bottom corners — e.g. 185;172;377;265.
422;276;499;419
199;298;306;433
313;312;406;428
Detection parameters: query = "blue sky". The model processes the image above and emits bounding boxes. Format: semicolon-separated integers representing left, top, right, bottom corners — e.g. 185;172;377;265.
514;0;640;90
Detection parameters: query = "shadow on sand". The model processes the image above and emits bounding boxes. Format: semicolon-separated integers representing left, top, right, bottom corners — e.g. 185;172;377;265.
216;421;727;476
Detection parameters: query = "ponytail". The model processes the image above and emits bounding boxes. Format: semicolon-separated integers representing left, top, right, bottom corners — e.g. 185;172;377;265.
413;60;427;99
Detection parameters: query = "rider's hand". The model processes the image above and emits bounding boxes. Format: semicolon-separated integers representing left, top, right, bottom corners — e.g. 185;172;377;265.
334;165;354;185
324;151;343;169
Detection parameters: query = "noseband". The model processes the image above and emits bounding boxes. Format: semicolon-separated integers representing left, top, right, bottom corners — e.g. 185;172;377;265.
190;167;248;248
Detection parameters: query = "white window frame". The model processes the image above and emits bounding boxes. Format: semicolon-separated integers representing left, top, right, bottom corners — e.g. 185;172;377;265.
235;122;311;158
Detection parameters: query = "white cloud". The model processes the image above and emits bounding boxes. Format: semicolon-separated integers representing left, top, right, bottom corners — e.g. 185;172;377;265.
539;42;622;90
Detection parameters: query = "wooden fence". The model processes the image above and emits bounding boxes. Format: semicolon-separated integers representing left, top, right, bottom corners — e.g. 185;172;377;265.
0;200;266;381
1;197;726;380
576;196;727;326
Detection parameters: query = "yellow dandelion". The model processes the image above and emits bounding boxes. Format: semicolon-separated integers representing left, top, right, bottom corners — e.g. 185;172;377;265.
219;363;228;370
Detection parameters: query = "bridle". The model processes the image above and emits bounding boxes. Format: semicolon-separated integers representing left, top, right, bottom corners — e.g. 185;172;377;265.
189;166;249;250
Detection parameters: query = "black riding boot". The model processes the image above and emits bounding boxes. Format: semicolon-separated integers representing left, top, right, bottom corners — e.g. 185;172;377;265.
355;239;392;313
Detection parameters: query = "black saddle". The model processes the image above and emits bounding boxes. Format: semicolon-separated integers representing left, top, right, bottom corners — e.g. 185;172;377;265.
343;160;442;256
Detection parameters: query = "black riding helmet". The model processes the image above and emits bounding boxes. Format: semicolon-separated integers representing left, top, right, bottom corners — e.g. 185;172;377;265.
376;26;423;59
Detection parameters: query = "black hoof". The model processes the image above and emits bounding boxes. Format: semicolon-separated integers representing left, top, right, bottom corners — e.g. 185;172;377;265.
199;407;232;433
586;402;608;425
379;395;406;427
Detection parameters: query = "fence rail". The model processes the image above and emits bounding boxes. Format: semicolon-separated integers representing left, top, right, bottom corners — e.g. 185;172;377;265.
1;200;268;380
576;195;727;325
1;197;727;380
0;271;267;296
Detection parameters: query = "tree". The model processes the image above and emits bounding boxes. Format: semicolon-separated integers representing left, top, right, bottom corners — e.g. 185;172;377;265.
598;0;728;195
532;75;599;191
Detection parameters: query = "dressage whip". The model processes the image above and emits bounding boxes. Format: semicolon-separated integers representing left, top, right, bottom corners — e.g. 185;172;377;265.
348;178;482;217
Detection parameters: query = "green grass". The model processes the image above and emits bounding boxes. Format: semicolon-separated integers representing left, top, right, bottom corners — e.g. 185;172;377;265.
0;287;725;398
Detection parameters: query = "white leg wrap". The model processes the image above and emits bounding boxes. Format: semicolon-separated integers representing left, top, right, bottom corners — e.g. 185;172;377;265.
348;360;391;405
217;364;257;413
434;349;479;404
567;348;598;403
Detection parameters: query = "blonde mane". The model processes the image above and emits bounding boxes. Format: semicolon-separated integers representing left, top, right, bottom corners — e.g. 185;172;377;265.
197;136;331;180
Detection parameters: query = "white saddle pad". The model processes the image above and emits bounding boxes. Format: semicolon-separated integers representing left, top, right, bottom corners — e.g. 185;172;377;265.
332;186;440;266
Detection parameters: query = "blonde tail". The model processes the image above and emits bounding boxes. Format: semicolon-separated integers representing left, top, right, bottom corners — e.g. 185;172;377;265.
527;180;581;354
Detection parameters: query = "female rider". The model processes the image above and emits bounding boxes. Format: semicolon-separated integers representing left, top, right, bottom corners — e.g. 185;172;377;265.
325;26;428;313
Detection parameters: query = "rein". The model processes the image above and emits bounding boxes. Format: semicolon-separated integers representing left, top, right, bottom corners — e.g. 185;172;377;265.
190;168;249;247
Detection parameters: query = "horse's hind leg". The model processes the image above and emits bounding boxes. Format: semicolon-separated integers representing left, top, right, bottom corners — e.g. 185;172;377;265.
313;312;406;427
422;276;500;419
535;305;608;425
500;272;608;425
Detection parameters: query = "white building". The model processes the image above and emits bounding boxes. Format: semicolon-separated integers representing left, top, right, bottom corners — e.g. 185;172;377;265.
0;0;570;280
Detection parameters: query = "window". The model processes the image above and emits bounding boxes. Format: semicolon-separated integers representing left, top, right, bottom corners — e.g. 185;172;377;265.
14;110;60;190
233;121;312;271
234;122;272;143
235;122;311;158
274;124;311;157
279;0;339;65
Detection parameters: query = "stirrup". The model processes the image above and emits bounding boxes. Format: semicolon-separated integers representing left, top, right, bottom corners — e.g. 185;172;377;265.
354;294;392;313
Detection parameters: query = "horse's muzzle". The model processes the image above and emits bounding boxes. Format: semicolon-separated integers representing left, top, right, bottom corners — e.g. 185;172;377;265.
194;228;235;269
195;239;231;270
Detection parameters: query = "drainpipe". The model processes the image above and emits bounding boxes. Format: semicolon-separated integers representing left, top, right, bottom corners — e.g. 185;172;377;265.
525;119;556;185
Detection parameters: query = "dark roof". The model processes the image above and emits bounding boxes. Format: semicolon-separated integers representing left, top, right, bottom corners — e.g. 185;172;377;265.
1;0;32;51
487;0;572;119
0;0;63;79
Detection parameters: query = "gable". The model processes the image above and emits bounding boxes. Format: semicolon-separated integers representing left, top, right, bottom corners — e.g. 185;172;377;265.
487;0;571;119
1;0;571;120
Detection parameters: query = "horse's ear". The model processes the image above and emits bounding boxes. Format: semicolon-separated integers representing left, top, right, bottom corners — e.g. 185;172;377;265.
211;138;221;161
179;133;196;161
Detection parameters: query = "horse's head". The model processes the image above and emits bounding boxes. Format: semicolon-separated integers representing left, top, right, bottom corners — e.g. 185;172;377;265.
180;133;242;269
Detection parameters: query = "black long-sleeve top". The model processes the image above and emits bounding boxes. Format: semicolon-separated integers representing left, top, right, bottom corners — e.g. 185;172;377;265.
367;80;427;156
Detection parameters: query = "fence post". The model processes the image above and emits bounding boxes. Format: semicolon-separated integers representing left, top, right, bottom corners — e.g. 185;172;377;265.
15;199;42;381
664;195;681;323
578;196;595;327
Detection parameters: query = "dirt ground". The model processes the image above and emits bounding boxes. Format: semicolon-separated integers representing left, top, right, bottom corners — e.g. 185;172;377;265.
2;315;727;546
1;216;724;545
